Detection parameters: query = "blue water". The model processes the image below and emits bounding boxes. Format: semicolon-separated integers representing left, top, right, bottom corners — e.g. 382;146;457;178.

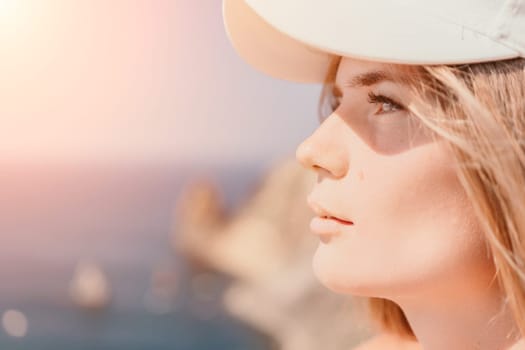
0;160;277;349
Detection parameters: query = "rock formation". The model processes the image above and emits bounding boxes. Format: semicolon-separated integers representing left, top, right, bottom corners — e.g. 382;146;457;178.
173;157;373;350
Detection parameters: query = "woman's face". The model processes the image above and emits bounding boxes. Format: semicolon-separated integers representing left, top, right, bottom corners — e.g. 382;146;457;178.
296;56;496;301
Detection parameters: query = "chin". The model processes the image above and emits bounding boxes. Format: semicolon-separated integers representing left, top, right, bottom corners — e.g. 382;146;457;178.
312;248;364;296
311;245;393;298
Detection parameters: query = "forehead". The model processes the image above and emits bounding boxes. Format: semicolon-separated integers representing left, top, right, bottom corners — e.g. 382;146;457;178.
335;56;413;88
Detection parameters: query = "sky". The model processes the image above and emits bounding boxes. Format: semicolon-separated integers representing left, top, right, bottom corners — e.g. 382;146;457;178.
0;0;322;164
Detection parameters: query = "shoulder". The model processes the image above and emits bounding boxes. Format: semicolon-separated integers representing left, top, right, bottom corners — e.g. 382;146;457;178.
352;333;421;350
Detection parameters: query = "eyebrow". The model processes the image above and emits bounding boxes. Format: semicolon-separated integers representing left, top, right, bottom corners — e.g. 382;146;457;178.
333;70;402;96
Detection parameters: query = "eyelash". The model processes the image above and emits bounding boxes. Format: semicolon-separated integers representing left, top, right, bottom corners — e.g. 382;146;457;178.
330;92;405;115
367;92;404;115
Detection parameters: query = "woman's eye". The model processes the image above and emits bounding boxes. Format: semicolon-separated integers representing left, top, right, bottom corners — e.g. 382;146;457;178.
328;92;405;117
367;92;404;115
331;95;342;111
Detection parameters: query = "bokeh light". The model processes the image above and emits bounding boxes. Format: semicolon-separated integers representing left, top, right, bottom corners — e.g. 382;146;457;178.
2;309;28;338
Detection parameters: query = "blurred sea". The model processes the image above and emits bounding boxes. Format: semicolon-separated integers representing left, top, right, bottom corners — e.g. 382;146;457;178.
0;160;277;350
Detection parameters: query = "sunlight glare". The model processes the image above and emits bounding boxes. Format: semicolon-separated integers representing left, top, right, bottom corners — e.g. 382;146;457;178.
0;0;34;43
0;0;19;22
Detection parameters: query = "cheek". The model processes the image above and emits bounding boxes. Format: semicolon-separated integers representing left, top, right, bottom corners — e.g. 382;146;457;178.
312;141;495;298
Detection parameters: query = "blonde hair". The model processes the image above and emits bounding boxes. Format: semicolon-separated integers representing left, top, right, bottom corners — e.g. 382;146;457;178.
319;56;525;340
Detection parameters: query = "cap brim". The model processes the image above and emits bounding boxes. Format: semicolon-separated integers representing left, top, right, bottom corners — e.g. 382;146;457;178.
223;0;520;83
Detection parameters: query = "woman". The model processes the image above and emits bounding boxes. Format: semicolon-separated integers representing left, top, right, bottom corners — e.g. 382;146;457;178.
222;0;525;349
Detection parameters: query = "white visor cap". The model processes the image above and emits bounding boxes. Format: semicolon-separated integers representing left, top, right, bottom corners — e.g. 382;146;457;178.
223;0;525;83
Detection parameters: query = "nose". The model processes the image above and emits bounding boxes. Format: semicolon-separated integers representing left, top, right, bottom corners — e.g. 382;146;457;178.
295;115;349;178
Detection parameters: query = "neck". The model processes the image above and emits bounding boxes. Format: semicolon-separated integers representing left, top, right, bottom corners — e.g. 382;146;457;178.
393;287;523;350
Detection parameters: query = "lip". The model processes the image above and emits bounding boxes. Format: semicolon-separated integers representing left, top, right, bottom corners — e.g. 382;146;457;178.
307;197;354;225
309;216;354;236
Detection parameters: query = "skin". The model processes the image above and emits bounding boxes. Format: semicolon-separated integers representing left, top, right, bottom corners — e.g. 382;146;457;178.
295;56;524;350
